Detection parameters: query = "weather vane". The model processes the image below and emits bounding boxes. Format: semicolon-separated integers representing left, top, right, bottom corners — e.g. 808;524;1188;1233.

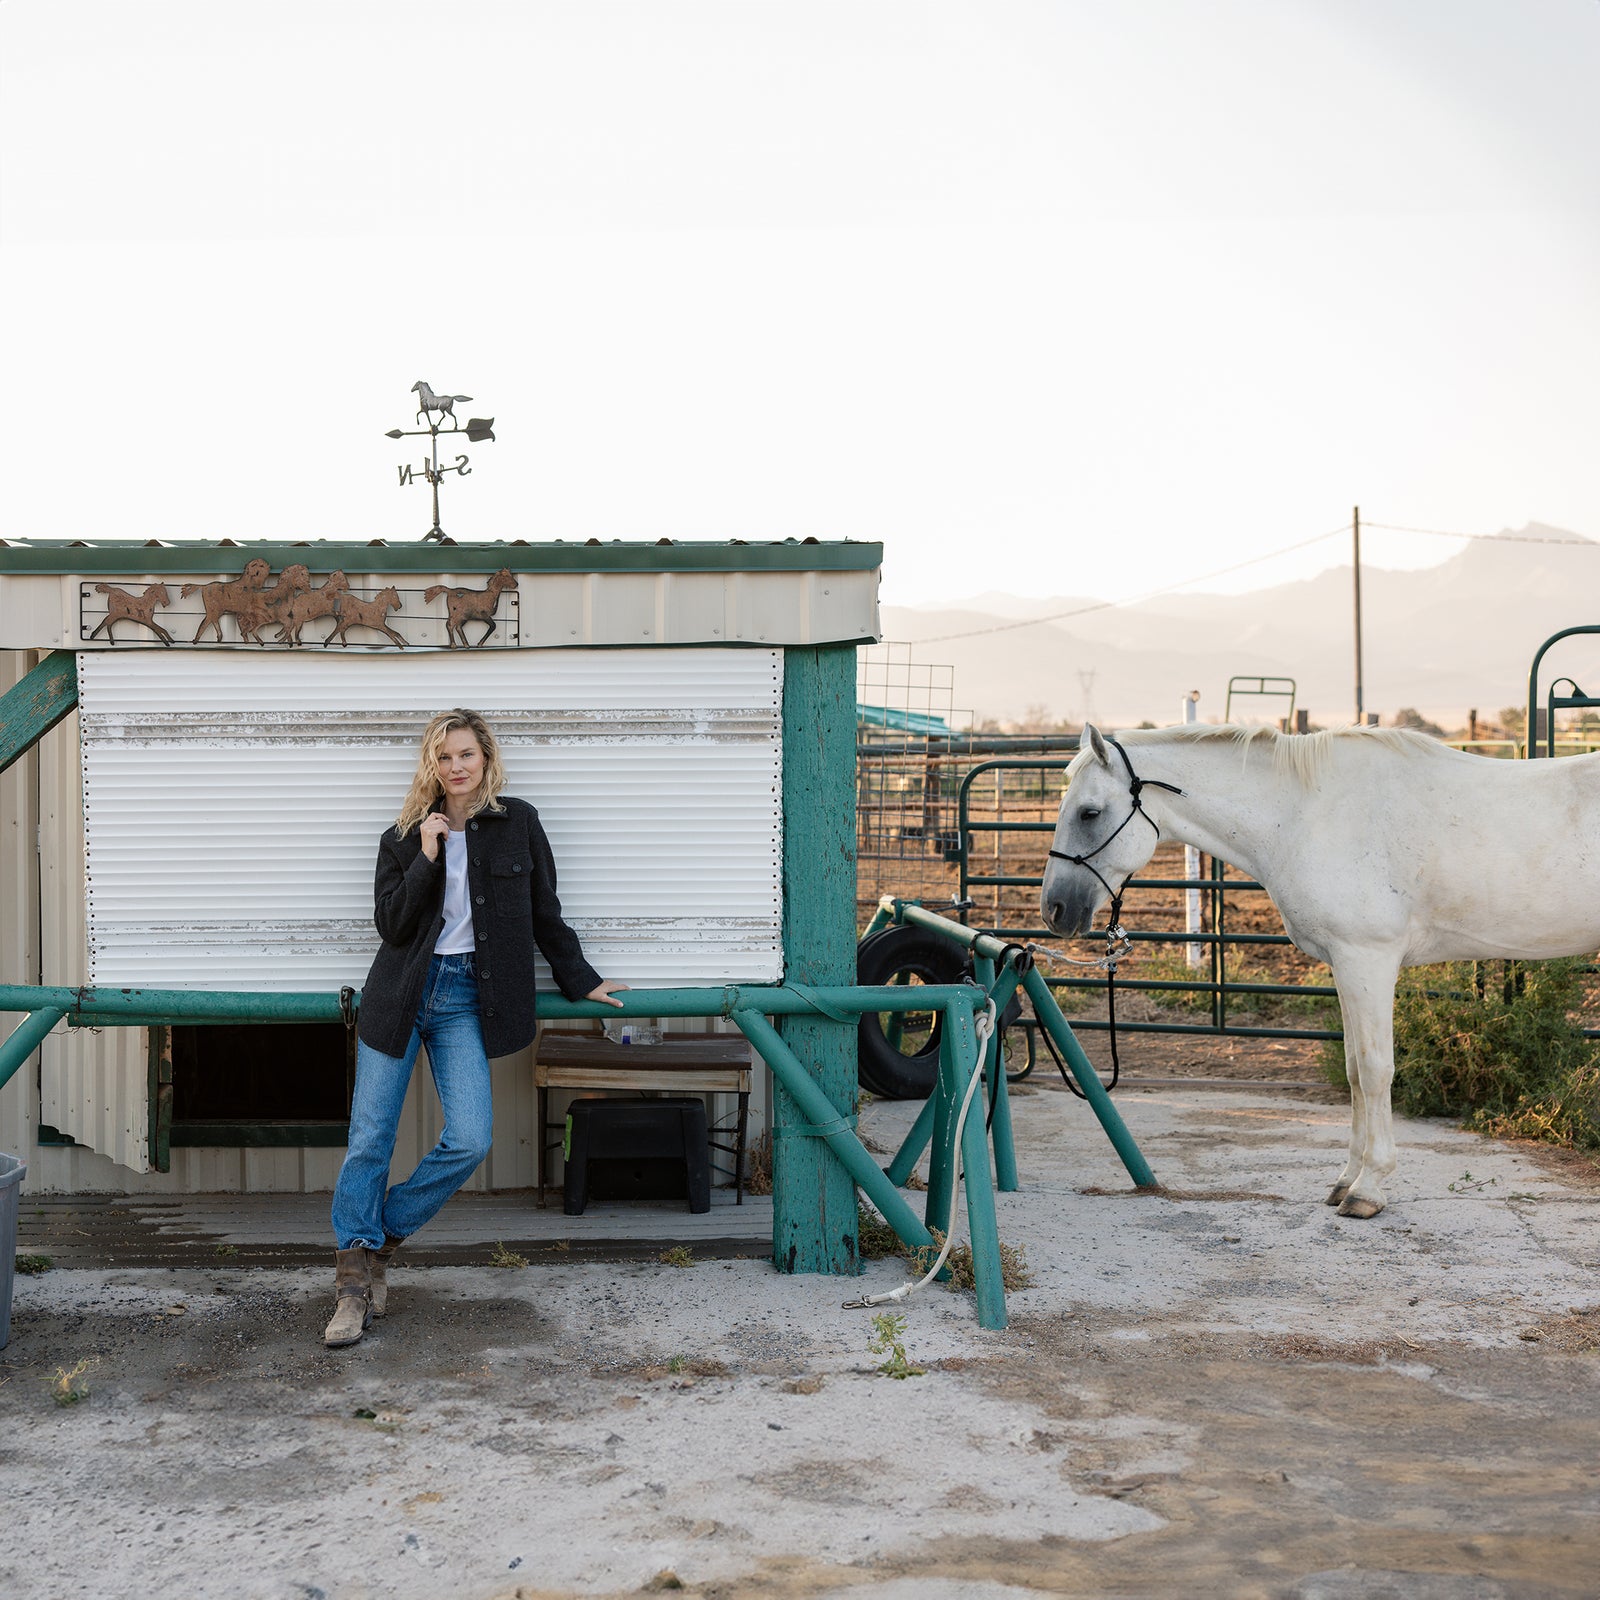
385;381;496;542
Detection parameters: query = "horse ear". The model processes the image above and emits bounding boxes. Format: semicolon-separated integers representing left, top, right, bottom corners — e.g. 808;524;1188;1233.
1084;723;1110;766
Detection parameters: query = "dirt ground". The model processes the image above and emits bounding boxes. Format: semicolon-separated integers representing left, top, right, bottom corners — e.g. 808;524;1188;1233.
4;1064;1599;1600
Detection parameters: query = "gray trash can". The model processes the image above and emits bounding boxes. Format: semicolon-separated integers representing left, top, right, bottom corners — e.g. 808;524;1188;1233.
0;1152;26;1351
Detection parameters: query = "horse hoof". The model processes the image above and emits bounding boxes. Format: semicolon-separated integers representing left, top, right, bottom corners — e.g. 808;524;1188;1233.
1336;1195;1383;1219
1325;1184;1350;1207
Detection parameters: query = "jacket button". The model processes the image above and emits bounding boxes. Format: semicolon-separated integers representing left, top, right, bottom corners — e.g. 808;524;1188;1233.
513;863;521;873
480;970;490;980
486;1008;496;1017
470;822;478;831
473;857;482;866
475;894;485;905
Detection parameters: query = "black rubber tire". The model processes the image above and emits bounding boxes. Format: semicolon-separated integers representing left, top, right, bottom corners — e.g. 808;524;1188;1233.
856;926;970;1100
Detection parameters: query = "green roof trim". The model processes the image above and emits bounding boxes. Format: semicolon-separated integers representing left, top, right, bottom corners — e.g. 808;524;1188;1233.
0;538;882;577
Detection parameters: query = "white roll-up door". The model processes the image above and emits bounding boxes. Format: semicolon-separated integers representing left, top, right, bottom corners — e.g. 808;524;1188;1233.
77;649;783;991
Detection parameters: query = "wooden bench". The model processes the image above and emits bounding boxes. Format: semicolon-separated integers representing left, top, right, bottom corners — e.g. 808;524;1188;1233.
534;1031;754;1206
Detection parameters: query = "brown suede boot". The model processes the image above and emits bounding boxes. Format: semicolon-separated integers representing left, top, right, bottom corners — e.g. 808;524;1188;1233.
369;1237;403;1317
323;1247;373;1347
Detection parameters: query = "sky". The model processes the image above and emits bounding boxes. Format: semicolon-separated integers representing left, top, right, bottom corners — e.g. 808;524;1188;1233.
4;1;1599;610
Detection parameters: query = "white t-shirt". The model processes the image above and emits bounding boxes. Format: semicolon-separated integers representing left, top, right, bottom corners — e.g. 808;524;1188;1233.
434;828;477;954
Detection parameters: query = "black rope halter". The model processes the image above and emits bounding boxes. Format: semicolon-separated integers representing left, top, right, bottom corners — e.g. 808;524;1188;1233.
1047;738;1184;1091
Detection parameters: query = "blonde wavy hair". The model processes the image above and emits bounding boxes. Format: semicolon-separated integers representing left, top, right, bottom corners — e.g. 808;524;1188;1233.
395;708;508;835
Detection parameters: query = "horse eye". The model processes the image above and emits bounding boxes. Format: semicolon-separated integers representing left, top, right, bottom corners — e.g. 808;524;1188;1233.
1078;806;1101;823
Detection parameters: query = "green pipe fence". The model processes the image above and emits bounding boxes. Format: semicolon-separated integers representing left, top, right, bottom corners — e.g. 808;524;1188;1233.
0;977;1015;1327
953;758;1343;1043
872;898;1156;1193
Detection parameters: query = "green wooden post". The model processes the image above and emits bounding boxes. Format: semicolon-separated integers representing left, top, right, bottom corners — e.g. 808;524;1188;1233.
0;650;77;777
773;645;860;1274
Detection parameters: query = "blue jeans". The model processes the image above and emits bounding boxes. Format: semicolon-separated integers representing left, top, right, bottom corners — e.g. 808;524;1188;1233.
331;953;493;1251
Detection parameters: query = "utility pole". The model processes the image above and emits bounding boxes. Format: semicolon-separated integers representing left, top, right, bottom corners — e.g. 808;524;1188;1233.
1352;505;1364;725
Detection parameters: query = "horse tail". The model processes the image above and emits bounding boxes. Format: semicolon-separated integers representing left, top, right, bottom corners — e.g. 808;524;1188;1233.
423;585;451;603
180;582;202;598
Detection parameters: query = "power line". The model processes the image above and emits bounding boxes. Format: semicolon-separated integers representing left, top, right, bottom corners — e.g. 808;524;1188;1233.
910;523;1351;644
1364;521;1598;548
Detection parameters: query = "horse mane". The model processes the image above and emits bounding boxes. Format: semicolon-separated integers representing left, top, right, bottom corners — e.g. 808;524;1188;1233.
1108;722;1464;788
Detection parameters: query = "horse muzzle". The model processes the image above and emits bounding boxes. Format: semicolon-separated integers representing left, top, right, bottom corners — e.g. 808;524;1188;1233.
1040;869;1105;940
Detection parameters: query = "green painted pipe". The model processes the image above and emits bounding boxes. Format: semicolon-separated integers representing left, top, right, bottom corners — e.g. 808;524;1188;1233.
975;957;1021;1193
0;1008;65;1093
731;1008;938;1261
949;999;1007;1330
0;983;985;1025
0;650;78;778
891;900;1022;965
885;1092;937;1187
1022;964;1156;1189
884;954;1023;1190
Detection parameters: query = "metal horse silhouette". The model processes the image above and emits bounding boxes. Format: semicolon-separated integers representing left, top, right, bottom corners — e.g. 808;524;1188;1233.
88;583;174;646
424;568;516;648
412;380;471;424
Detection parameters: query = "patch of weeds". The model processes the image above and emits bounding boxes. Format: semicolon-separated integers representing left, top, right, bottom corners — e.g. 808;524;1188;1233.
550;1239;571;1253
48;1358;93;1407
1323;958;1600;1153
856;1202;904;1260
1447;1170;1499;1194
665;1354;687;1374
488;1240;527;1269
868;1312;925;1379
658;1245;694;1268
745;1130;773;1197
212;1243;239;1258
903;1170;927;1191
913;1228;1034;1292
14;1254;52;1276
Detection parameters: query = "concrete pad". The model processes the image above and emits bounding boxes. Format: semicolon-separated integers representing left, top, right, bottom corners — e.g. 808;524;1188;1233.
2;1080;1597;1599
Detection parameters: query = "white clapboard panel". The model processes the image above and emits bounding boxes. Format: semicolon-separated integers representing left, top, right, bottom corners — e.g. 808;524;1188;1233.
77;649;784;990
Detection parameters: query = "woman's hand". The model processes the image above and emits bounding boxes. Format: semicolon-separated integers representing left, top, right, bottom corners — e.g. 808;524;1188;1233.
586;979;629;1009
418;813;450;862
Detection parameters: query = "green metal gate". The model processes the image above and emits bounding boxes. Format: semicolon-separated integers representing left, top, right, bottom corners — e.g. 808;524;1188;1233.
954;757;1342;1043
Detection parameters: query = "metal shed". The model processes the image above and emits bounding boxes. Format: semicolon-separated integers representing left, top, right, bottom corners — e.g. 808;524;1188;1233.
0;539;878;1250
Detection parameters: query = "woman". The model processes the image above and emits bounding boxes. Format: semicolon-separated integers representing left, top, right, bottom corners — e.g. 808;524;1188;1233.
326;708;624;1347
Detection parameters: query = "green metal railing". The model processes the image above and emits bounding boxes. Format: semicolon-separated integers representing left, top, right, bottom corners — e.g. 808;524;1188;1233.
0;977;1020;1327
954;757;1342;1043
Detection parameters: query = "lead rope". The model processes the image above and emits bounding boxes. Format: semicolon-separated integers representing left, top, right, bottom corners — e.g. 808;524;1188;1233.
1044;739;1183;1100
845;998;997;1310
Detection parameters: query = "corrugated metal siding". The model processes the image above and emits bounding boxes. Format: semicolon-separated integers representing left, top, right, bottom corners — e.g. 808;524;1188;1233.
78;649;783;991
10;662;772;1192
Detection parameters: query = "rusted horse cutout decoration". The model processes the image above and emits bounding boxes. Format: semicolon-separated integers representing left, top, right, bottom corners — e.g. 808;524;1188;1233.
413;380;470;424
183;559;271;643
328;586;406;648
271;571;350;646
424;567;516;648
88;583;174;645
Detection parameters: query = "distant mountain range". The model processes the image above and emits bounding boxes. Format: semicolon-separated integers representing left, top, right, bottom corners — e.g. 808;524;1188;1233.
882;524;1600;730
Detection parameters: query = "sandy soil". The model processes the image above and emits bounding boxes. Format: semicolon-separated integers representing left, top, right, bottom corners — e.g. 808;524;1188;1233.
3;1073;1598;1600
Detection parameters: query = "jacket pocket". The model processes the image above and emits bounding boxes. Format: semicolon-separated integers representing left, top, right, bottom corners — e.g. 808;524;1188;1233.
491;855;535;906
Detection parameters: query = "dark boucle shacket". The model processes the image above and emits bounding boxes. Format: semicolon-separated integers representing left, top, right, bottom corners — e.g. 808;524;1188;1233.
356;794;602;1059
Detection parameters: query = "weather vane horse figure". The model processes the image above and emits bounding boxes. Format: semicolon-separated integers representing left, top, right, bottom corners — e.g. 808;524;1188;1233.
1042;722;1600;1220
412;380;471;425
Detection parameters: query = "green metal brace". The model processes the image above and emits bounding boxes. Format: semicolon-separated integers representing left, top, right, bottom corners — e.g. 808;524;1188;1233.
0;650;78;777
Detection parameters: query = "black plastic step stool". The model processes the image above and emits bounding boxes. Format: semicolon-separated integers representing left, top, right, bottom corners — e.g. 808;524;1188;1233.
563;1097;711;1217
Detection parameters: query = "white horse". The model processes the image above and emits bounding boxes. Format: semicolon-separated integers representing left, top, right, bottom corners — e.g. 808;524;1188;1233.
1041;722;1600;1218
